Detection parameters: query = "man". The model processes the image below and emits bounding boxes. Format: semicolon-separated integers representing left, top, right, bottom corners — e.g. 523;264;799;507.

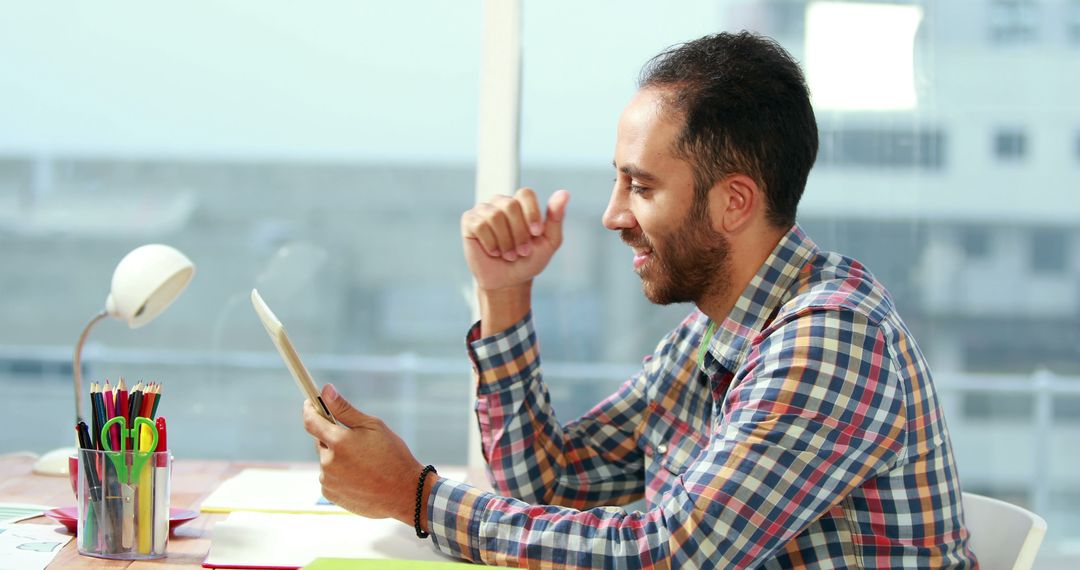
304;32;978;568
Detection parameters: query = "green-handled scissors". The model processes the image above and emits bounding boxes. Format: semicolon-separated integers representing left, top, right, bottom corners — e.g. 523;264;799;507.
100;416;159;484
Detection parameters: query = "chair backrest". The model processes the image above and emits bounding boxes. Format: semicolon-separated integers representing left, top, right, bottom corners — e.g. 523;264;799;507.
963;492;1047;570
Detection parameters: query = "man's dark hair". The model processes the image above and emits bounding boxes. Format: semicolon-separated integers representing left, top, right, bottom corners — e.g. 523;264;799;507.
639;31;818;228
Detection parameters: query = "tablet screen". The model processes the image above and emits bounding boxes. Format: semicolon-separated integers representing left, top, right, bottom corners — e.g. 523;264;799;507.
251;289;337;424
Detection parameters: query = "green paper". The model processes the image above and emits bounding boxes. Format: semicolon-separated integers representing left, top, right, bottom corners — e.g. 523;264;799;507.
302;558;474;569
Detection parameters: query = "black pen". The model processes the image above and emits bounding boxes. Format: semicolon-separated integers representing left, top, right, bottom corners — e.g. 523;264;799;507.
75;421;101;498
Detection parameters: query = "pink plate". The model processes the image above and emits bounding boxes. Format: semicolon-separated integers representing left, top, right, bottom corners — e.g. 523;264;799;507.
44;506;198;534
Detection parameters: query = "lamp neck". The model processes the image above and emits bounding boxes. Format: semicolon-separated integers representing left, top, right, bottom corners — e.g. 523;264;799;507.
73;310;108;425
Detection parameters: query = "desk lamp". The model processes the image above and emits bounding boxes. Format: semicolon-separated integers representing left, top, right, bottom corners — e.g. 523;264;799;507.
32;244;195;475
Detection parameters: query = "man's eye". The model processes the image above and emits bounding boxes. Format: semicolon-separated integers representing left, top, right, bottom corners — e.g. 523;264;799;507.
630;184;649;194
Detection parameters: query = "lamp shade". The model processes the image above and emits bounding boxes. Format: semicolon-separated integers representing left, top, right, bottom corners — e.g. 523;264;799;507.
104;244;195;328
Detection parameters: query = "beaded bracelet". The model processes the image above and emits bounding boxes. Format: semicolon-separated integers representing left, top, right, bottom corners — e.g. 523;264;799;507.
414;464;437;538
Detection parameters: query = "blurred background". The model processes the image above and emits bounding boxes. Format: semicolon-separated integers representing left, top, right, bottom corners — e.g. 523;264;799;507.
1;1;1077;566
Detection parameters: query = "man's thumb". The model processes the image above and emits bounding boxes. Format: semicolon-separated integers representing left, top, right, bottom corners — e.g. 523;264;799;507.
321;383;367;427
544;190;570;245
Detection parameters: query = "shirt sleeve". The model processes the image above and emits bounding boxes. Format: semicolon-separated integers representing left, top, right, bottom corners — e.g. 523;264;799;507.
428;307;908;568
467;312;650;509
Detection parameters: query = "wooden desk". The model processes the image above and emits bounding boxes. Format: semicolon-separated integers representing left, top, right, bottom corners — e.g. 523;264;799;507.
0;454;317;569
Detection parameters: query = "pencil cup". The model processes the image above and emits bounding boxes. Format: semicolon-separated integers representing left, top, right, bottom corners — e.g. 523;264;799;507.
77;448;172;560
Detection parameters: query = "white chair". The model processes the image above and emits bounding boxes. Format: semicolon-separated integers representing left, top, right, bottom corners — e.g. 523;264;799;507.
963;492;1047;570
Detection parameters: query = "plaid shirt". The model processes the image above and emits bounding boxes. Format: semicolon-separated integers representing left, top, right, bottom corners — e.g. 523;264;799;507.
427;225;978;569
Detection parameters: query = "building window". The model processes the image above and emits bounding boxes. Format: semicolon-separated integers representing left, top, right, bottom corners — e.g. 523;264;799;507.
994;129;1027;160
961;227;992;259
818;129;944;169
1031;228;1068;274
1069;0;1080;44
990;0;1040;44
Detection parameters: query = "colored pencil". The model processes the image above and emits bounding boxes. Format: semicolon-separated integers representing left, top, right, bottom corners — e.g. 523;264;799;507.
127;383;143;448
89;383;102;450
117;378;129;424
103;380;118;450
150;382;162;418
140;383;155;419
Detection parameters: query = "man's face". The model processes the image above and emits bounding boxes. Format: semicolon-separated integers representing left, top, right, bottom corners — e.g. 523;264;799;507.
604;88;731;306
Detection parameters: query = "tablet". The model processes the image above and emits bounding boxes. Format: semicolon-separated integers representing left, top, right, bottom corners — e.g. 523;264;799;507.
250;288;337;424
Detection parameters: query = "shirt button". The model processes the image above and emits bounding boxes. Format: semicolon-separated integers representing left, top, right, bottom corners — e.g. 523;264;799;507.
657;443;668;455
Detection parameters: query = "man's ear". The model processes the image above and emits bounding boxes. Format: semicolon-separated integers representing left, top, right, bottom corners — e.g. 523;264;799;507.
707;174;760;233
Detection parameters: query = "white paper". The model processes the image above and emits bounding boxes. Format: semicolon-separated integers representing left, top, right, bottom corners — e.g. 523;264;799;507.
204;512;450;568
200;468;474;516
0;524;72;570
199;469;347;514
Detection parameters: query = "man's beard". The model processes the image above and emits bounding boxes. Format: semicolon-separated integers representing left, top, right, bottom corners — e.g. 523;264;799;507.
621;206;731;306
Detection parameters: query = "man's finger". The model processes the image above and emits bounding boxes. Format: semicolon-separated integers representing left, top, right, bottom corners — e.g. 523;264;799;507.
303;399;345;444
462;211;502;257
321;383;372;428
494;196;531;257
514;188;543;237
478;202;517;260
543;190;571;246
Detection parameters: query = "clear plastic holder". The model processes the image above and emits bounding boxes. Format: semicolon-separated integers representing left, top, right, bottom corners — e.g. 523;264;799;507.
77;448;171;559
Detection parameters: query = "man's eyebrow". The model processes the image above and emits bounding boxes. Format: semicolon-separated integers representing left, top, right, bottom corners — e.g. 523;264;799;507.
612;161;659;183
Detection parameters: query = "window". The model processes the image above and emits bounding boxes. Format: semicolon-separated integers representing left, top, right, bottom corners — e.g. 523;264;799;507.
989;0;1040;44
1031;228;1069;274
994;129;1028;160
521;3;1077;562
1053;397;1080;423
818;129;945;168
1069;0;1080;44
961;227;991;259
3;1;1079;563
0;3;483;465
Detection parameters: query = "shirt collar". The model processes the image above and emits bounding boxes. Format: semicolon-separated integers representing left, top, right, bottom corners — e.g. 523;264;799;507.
699;223;819;375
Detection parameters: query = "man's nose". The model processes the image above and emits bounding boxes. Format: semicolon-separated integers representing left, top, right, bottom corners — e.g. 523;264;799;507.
602;187;636;231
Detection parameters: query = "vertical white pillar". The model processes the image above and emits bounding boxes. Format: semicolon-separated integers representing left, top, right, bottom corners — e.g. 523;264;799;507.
467;0;522;489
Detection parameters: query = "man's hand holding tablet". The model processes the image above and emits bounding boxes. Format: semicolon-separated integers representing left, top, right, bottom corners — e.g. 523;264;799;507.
251;289;434;529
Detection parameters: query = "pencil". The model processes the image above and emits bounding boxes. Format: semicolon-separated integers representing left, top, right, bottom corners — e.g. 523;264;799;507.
128;382;143;418
103;380;118;450
140;383;155;419
150;383;163;419
117;378;129;424
127;383;143;448
96;385;108;451
89;383;101;450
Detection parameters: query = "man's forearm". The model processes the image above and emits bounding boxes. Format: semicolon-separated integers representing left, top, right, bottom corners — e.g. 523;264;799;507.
478;283;532;337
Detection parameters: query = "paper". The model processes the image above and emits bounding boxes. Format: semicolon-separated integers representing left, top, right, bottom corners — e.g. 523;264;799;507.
200;469;348;514
0;523;72;570
303;558;474;569
203;512;454;569
0;505;50;525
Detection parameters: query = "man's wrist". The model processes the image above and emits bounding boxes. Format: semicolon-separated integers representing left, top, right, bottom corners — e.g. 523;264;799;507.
478;283;532;337
417;469;438;536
